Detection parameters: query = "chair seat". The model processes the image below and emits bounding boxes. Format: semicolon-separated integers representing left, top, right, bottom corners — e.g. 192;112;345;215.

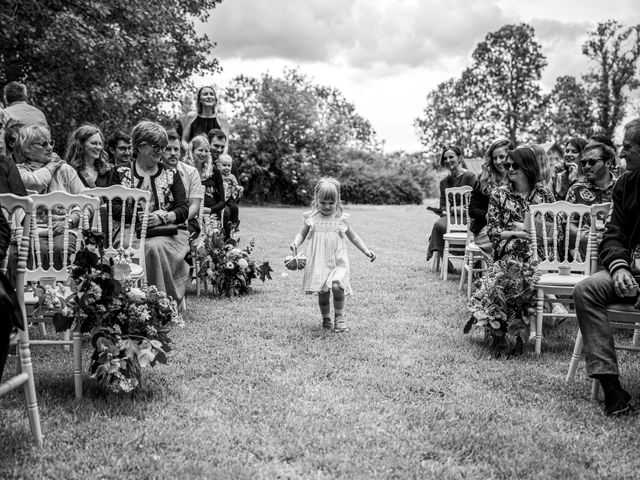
24;285;73;306
443;232;467;242
535;273;589;287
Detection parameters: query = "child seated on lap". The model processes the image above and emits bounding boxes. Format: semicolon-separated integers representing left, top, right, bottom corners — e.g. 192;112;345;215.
217;153;243;229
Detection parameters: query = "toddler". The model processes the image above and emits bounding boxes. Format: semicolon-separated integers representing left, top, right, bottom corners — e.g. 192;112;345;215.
217;153;243;229
290;177;375;333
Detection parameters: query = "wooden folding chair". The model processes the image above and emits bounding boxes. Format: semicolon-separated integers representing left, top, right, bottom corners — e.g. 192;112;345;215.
26;191;100;399
0;194;43;446
441;186;472;281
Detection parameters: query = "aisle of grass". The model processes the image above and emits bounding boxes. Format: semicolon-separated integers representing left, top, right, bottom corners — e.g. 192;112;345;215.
2;204;640;479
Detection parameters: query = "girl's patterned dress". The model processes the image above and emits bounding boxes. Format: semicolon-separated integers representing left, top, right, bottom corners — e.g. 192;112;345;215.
302;211;353;295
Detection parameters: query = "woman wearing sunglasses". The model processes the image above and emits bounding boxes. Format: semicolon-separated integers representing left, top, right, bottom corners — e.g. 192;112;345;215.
426;145;476;271
120;121;190;304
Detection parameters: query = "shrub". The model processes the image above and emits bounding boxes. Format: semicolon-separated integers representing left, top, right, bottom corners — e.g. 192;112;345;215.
341;170;423;204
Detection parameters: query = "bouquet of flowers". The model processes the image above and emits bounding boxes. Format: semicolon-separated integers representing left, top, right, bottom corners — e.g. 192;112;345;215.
33;230;183;393
464;238;541;356
195;221;272;297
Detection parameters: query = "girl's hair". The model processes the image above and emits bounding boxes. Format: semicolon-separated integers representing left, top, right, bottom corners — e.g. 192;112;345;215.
547;142;563;158
528;144;552;184
439;144;463;167
478;137;511;193
64;124;110;174
13;124;51;163
507;146;540;189
184;134;212;178
195;86;218;115
311;177;343;215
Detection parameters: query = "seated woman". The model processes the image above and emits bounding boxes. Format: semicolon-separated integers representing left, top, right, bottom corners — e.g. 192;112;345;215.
469;138;510;257
184;135;227;237
65;124;122;188
16;125;85;269
120;121;190;304
426;145;476;272
552;136;587;200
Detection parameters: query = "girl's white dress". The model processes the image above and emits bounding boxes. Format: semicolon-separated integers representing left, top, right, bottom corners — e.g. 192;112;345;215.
301;211;352;295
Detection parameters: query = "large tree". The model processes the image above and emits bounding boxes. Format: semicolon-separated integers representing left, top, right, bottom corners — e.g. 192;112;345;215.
582;20;640;137
471;23;547;146
539;75;594;142
0;0;221;146
224;68;377;203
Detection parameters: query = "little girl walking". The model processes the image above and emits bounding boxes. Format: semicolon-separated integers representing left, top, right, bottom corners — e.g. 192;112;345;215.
290;177;376;332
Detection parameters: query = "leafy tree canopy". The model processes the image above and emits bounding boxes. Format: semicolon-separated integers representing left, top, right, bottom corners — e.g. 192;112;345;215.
0;0;221;147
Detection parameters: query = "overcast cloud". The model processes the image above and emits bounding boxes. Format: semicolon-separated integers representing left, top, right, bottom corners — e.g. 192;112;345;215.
197;0;640;151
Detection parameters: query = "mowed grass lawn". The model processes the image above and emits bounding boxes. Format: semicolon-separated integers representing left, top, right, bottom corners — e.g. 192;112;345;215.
2;204;640;479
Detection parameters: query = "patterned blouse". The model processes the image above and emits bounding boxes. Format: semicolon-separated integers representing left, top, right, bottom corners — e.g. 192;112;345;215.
487;183;555;258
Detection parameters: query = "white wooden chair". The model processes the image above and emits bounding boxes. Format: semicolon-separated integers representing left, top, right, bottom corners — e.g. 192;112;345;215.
0;194;43;446
441;186;472;281
83;186;151;285
565;203;640;398
26;191;100;399
529;201;593;354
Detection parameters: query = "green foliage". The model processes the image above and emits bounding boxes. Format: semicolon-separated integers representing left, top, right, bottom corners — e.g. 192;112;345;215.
0;0;221;148
582;20;640;137
224;68;380;204
539;76;595;141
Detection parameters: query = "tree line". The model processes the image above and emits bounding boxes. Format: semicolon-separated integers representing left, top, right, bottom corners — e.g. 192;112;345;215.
415;21;640;157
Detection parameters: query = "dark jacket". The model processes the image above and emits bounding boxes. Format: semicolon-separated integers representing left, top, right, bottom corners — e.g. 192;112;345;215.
468;180;489;236
203;166;226;214
0;155;28;195
600;169;640;274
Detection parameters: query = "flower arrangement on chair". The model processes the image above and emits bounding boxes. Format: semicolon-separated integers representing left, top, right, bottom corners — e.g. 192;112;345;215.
194;221;272;297
34;230;183;393
464;238;541;356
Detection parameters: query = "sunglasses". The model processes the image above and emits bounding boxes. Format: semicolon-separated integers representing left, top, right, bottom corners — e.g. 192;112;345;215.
503;161;520;171
140;142;167;154
34;139;55;148
578;158;602;167
116;146;132;152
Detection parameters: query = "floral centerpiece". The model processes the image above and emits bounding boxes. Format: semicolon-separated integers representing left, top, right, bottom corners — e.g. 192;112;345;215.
464;238;541;356
195;220;272;297
34;230;183;393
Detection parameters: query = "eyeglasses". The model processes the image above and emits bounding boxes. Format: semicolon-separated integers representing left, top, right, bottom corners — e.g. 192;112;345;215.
579;158;602;167
140;142;167;154
503;161;520;171
116;146;132;152
34;140;55;149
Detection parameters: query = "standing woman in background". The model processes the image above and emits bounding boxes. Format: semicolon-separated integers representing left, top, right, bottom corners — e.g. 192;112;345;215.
468;138;510;257
181;86;230;146
426;145;476;271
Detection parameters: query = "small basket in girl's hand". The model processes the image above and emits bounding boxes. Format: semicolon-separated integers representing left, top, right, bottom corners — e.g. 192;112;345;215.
284;250;307;270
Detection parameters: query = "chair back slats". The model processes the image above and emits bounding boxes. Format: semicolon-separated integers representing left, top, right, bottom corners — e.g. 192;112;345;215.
83;186;151;270
27;192;100;283
444;186;472;234
528;201;592;275
0;194;33;277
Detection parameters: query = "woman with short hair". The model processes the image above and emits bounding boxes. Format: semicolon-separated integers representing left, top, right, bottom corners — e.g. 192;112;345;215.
121;121;190;303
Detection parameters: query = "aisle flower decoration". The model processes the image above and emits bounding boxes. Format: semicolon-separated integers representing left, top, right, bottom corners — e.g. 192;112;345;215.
33;230;183;393
195;220;272;297
464;238;541;356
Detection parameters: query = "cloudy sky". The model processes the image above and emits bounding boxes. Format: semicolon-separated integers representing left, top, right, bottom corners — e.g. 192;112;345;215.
196;0;640;152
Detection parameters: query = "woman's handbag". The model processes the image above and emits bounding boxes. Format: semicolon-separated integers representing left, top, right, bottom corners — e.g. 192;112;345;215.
136;223;178;239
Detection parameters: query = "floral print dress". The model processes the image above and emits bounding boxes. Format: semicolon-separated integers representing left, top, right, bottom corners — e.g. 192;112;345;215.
487;183;555;261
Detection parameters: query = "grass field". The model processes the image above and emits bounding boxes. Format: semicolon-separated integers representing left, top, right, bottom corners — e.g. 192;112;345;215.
2;204;640;479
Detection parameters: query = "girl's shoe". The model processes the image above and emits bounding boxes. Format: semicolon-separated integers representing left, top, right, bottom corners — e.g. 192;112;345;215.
322;318;333;330
334;317;349;333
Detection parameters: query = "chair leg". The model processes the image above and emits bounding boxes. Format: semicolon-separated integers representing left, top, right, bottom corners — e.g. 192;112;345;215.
442;243;449;281
535;287;544;355
38;322;47;337
633;324;640;346
73;331;83;399
565;330;583;383
63;329;70;352
18;329;43;447
458;251;468;292
591;379;601;401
